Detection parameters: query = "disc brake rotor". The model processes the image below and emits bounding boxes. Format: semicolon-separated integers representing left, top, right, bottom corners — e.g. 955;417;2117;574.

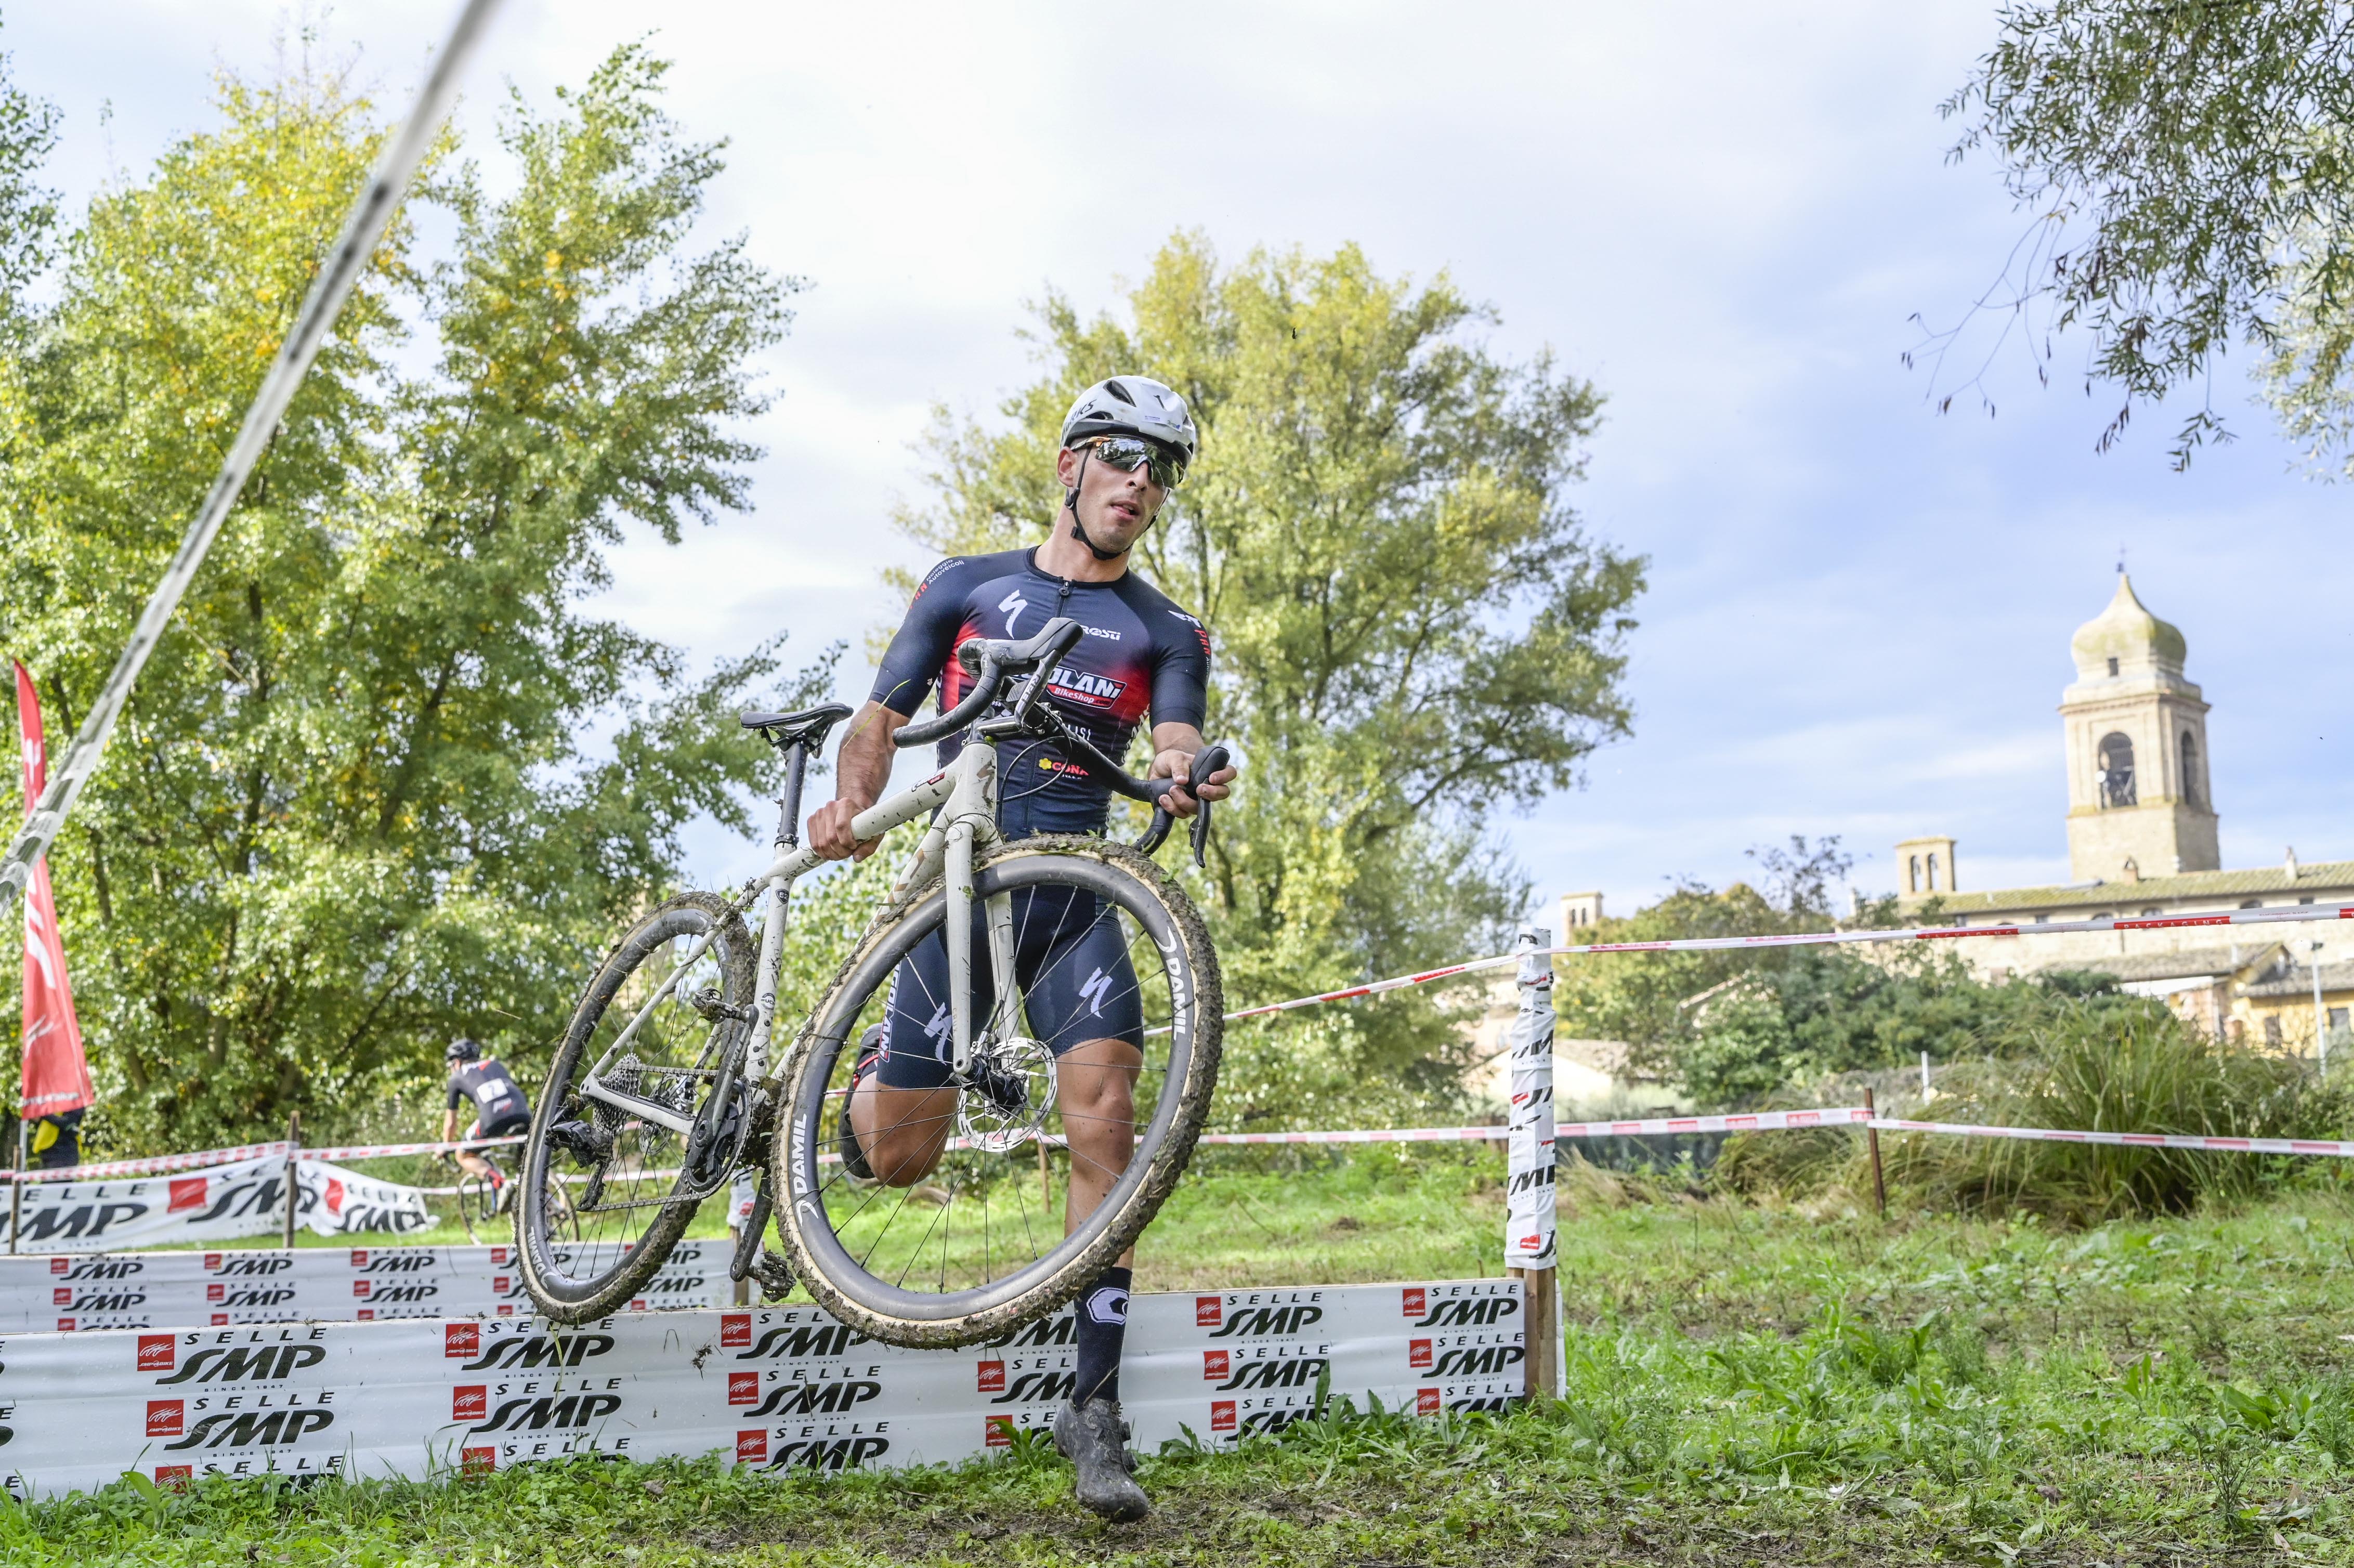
956;1036;1057;1153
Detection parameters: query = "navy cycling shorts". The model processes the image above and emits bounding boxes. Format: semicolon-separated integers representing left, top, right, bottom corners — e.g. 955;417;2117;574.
875;880;1143;1090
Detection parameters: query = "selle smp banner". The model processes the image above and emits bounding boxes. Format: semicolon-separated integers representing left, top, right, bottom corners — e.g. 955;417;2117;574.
0;1278;1519;1500
0;1242;729;1334
4;1154;435;1256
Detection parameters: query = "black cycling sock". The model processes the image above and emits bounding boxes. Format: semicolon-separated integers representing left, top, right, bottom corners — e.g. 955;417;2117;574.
1072;1264;1132;1406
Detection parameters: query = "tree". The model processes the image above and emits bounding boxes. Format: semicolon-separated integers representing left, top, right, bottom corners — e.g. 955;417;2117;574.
1939;1;2354;467
899;234;1645;1128
0;47;825;1153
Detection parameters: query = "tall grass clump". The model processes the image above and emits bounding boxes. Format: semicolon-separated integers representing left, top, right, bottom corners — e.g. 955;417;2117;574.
1723;998;2353;1224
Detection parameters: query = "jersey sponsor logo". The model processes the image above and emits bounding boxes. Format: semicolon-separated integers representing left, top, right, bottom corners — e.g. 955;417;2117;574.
1078;968;1113;1018
1081;625;1121;641
1045;665;1128;710
999;588;1031;634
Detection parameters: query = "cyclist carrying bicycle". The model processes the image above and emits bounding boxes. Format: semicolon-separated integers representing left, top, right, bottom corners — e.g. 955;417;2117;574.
441;1037;532;1211
808;375;1236;1522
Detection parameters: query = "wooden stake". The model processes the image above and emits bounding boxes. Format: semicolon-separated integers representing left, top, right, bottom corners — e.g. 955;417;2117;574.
283;1110;301;1249
7;1119;22;1255
1863;1087;1887;1218
1508;1266;1561;1403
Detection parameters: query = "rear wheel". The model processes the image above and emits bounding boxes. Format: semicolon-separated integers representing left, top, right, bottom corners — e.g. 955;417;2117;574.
774;836;1221;1348
518;891;756;1322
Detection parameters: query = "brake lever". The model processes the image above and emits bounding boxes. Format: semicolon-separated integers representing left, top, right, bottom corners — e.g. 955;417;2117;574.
1137;744;1230;867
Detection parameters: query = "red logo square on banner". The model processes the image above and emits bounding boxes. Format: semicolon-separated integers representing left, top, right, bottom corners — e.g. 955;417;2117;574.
1409;1339;1433;1369
984;1416;1013;1449
349;1250;368;1266
735;1430;767;1465
492;1277;510;1293
146;1400;185;1438
1416;1388;1441;1416
137;1335;176;1373
153;1465;192;1491
204;1253;223;1271
46;1257;64;1275
211;1314;227;1326
1195;1295;1222;1328
630;1299;646;1312
453;1386;487;1423
461;1447;495;1478
357;1309;375;1321
491;1247;509;1266
55;1317;72;1332
1201;1350;1228;1381
727;1372;760;1406
1210;1400;1237;1433
207;1284;225;1303
352;1280;371;1299
495;1304;513;1317
444;1323;480;1359
976;1360;1006;1393
50;1287;69;1307
167;1178;207;1213
1402;1287;1426;1318
721;1313;750;1348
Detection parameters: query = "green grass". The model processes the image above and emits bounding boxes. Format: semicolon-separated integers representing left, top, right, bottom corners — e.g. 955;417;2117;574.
26;1147;2354;1563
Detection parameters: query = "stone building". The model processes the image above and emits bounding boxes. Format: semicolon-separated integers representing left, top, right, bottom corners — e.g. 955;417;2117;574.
1893;575;2354;1052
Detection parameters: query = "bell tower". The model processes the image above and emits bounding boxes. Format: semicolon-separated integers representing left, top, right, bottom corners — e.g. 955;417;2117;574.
2060;574;2219;882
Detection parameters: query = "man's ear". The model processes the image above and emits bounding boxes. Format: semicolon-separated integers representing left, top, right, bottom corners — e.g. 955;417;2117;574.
1054;445;1080;486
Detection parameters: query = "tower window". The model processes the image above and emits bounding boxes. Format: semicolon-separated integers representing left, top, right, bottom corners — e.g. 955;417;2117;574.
2107;656;2119;676
2180;730;2200;808
1908;854;1921;893
2096;732;2137;807
1926;854;1941;892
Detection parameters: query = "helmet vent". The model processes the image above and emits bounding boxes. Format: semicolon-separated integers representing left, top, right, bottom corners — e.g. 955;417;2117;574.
1104;379;1135;404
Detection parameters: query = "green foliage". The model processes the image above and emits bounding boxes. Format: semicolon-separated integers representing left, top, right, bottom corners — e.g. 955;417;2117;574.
0;48;818;1152
1943;0;2354;466
899;233;1644;1130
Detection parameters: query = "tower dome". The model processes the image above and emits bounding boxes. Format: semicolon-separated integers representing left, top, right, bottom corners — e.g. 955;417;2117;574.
2070;572;2187;682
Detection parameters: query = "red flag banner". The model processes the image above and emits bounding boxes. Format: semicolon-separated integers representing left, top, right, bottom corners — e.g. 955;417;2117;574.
16;663;91;1120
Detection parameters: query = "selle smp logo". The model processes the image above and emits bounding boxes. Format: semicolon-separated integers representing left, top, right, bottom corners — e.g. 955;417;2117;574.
734;1323;871;1361
1210;1355;1326;1393
54;1288;145;1312
51;1256;143;1280
740;1433;890;1471
153;1344;327;1385
465;1393;624;1434
207;1285;296;1308
147;1399;334;1451
348;1250;436;1272
728;1378;884;1417
457;1333;617;1373
973;1361;1074;1405
1196;1293;1326;1340
980;1314;1075;1351
207;1254;293;1276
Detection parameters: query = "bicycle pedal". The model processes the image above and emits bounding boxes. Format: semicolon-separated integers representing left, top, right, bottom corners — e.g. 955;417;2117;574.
688;986;754;1024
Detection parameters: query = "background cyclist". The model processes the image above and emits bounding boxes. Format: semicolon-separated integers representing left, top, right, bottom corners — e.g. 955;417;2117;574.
441;1037;532;1208
806;374;1235;1523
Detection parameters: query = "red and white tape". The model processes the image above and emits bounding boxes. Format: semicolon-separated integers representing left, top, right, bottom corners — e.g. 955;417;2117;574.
0;1133;528;1185
1193;1106;1875;1147
1869;1118;2354;1159
1223;900;2354;1023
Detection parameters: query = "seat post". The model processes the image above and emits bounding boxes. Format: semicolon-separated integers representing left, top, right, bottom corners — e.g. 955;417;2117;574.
775;741;809;850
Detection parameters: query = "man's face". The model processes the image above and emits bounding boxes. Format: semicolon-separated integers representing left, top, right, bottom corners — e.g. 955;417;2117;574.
1057;440;1164;554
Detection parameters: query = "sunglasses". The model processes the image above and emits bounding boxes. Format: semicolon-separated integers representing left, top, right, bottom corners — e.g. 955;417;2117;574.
1087;436;1188;490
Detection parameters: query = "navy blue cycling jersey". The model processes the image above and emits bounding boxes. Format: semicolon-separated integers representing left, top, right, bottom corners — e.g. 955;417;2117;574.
870;548;1210;834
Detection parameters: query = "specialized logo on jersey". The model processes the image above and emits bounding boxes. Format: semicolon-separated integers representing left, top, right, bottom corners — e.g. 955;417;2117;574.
999;588;1031;635
1045;664;1128;710
1078;968;1113;1017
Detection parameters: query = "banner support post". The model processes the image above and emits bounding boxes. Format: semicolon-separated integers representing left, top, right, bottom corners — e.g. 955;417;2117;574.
1502;925;1561;1403
8;1118;21;1254
283;1112;300;1249
1863;1087;1886;1217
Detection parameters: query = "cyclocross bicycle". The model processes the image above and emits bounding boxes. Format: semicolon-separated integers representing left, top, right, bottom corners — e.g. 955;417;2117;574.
515;617;1226;1346
448;1148;576;1247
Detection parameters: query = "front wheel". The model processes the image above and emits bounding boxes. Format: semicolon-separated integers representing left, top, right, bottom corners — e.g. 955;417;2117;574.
774;836;1221;1348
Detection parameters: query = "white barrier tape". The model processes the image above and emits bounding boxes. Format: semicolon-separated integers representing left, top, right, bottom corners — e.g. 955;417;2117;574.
0;1134;529;1186
1869;1118;2354;1158
1193;1107;1874;1147
303;1134;529;1165
1223;900;2354;1023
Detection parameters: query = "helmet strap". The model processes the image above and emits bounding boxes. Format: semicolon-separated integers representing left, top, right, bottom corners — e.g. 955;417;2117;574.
1062;448;1132;563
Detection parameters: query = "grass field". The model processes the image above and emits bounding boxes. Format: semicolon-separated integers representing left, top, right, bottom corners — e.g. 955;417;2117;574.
26;1145;2354;1564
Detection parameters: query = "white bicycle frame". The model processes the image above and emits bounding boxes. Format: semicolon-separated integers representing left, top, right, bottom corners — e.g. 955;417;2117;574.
572;734;1019;1139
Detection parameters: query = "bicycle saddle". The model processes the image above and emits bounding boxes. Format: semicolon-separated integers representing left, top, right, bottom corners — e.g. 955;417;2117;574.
738;702;853;750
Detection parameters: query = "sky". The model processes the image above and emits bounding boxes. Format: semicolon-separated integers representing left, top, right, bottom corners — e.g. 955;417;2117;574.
10;0;2350;932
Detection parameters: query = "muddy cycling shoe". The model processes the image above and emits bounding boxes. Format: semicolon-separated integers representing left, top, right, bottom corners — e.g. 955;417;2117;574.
834;1026;885;1185
1054;1398;1148;1522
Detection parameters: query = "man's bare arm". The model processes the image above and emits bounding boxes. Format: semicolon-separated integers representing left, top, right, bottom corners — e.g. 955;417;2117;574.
807;701;910;860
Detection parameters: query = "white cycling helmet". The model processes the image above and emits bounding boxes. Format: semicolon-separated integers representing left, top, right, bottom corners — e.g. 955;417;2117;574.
1059;375;1198;465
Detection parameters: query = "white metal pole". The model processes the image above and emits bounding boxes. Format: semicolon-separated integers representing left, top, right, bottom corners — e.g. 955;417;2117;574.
2316;942;2331;1077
